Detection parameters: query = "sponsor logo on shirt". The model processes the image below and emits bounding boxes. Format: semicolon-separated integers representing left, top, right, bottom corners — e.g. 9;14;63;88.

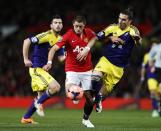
71;39;77;43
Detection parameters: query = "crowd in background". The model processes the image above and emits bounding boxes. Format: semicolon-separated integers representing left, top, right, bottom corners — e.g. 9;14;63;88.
0;0;161;98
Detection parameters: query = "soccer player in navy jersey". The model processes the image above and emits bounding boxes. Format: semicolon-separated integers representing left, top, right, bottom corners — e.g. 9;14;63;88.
87;7;142;113
149;41;161;116
141;44;159;117
93;7;142;113
21;15;65;124
44;15;96;128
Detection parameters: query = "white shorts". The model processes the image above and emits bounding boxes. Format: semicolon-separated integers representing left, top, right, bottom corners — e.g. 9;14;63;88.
66;71;92;91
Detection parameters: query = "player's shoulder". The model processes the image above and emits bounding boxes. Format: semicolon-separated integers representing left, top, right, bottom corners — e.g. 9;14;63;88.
143;53;149;64
144;53;149;59
61;29;73;40
46;30;53;35
152;43;161;51
85;27;94;32
106;23;117;28
155;43;161;47
130;25;138;29
84;28;95;35
129;25;140;38
104;23;118;31
66;29;73;33
129;25;139;32
65;29;73;35
109;23;117;27
36;30;51;39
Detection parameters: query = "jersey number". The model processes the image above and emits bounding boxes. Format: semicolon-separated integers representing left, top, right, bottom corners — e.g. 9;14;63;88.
73;46;85;53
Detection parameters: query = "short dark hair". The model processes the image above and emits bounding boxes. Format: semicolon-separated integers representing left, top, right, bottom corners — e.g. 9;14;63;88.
72;15;86;25
120;7;134;20
51;14;62;22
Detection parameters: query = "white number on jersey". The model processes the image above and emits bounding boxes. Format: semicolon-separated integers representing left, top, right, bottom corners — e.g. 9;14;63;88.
73;46;84;53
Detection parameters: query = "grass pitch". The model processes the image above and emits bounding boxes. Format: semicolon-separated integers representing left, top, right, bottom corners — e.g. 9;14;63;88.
0;108;161;131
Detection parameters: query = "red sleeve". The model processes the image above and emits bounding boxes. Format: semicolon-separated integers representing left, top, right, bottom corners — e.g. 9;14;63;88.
86;28;96;40
56;31;71;48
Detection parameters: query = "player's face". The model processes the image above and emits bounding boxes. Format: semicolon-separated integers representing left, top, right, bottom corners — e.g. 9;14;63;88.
118;13;132;30
51;18;63;33
73;21;85;35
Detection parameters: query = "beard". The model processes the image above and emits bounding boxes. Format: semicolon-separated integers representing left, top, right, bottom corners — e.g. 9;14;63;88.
119;23;127;30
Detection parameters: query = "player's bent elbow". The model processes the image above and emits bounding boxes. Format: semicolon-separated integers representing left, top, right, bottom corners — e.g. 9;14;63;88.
23;38;31;46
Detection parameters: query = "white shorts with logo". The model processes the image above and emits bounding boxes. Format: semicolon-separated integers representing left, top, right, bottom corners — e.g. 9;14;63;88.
66;71;92;91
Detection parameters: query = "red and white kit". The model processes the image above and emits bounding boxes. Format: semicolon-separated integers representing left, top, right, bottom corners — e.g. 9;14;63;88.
57;28;96;90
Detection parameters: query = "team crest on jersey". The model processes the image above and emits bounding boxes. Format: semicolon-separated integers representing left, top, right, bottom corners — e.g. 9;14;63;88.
97;31;105;37
124;32;129;36
58;37;62;42
84;38;88;43
31;37;38;43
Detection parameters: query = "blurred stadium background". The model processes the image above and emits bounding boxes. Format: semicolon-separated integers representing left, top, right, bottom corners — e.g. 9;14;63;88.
0;0;161;130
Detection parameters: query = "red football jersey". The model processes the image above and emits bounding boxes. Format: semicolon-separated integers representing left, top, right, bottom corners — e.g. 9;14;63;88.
56;28;96;72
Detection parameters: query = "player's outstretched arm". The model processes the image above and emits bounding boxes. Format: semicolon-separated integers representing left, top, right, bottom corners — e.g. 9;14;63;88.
43;45;60;71
77;37;97;61
140;66;145;82
23;38;33;67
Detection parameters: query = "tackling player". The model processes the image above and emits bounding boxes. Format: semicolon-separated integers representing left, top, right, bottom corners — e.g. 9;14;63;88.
90;7;142;113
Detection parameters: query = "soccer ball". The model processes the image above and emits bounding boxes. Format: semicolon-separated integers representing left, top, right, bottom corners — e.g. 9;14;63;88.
66;85;84;100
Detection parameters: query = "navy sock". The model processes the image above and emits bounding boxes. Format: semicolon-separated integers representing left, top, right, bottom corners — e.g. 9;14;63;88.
23;101;36;119
91;75;102;101
152;98;158;110
159;97;161;114
95;93;103;102
83;102;93;120
37;91;50;104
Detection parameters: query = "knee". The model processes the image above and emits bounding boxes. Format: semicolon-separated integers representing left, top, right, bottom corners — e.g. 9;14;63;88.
48;83;61;95
92;75;102;82
84;92;94;106
86;97;94;106
56;84;61;92
54;83;61;92
91;75;103;92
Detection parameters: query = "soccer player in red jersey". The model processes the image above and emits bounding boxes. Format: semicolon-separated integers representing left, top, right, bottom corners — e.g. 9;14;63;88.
43;15;96;128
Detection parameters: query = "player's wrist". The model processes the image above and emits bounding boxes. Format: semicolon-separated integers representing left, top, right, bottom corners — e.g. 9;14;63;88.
140;77;145;81
85;46;90;51
24;58;29;61
47;60;52;64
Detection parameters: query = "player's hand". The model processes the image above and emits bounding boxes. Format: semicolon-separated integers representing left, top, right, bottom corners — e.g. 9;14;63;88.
109;36;124;44
76;46;90;61
151;66;155;73
43;64;52;72
140;77;145;82
24;59;32;67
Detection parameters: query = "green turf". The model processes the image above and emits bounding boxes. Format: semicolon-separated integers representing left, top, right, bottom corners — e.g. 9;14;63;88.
0;108;161;131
